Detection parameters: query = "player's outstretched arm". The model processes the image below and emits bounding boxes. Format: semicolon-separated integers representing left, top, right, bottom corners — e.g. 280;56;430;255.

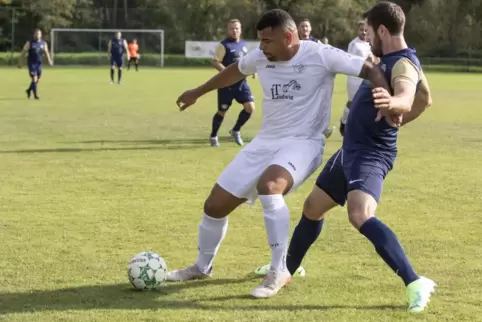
18;41;29;68
176;62;247;111
124;40;130;60
401;71;432;126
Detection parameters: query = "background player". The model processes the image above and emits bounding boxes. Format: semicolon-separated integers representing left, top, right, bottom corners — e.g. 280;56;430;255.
340;20;373;135
108;31;129;84
297;18;335;138
210;19;255;147
18;29;52;100
167;9;390;299
255;2;435;311
127;39;140;71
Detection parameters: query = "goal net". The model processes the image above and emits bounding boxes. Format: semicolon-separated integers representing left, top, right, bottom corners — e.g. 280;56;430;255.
50;28;165;67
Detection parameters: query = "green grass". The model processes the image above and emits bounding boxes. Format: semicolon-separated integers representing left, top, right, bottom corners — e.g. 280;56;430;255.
0;68;481;321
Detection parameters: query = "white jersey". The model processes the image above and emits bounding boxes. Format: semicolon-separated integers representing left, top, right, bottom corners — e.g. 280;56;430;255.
238;41;365;140
346;37;372;99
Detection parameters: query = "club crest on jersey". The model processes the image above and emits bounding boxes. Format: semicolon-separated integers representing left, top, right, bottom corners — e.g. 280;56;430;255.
271;80;301;100
292;64;307;73
381;64;387;71
242;46;248;52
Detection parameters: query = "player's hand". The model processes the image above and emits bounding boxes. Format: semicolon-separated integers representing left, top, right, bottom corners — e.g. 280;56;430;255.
372;87;392;110
176;88;201;111
48;61;53;67
375;109;403;127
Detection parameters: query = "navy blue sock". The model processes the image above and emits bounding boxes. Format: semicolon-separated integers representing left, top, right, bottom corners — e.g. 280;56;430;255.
28;82;34;91
232;110;251;132
359;217;419;286
110;69;114;82
118;69;122;83
210;113;224;138
32;82;38;97
286;214;324;275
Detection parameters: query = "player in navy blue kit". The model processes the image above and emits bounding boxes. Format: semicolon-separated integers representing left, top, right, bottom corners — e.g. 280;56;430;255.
18;29;52;100
298;18;335;138
108;31;130;84
255;2;436;312
210;19;255;147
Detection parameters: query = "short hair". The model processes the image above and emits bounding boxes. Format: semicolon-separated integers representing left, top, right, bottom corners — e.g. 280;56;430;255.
299;18;310;24
363;1;405;35
34;28;41;33
256;9;296;31
356;20;365;28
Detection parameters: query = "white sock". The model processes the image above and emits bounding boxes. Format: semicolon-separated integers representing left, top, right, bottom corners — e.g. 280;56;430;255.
341;105;350;124
259;194;290;272
196;213;228;274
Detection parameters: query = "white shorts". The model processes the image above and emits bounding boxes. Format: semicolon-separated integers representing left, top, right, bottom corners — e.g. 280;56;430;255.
217;136;324;204
347;77;363;101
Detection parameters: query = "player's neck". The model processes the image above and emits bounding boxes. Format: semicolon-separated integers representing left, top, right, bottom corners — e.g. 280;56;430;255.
284;41;301;61
228;37;240;42
300;35;309;40
382;36;408;55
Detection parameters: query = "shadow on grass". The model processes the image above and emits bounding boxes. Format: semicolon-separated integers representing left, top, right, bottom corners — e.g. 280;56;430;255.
0;277;405;314
74;137;252;146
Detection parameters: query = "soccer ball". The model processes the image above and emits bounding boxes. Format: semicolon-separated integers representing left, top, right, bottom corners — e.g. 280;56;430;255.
127;251;167;290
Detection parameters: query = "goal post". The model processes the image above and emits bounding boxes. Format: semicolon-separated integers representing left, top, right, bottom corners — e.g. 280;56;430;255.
50;28;165;67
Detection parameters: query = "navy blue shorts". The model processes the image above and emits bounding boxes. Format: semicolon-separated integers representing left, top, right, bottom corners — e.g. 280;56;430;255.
315;148;394;205
217;82;253;111
28;64;42;78
111;56;124;68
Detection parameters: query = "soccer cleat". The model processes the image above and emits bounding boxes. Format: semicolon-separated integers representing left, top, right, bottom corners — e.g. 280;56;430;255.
406;276;437;313
210;136;220;147
109;81;114;85
34;96;40;100
26;89;31;99
254;263;305;277
166;264;212;282
323;125;335;139
251;269;291;298
229;130;244;146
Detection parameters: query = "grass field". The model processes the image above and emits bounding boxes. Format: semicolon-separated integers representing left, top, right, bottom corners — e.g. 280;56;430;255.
0;67;481;322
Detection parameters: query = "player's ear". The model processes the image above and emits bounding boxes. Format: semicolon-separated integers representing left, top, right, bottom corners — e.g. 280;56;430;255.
284;29;293;45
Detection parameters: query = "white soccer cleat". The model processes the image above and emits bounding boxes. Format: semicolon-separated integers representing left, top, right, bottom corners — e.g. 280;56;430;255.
323;125;336;139
251;269;291;298
210;136;220;147
166;264;211;282
229;130;244;146
406;276;437;313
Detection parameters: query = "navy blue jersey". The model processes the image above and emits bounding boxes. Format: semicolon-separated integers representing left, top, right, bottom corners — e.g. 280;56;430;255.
343;48;421;155
213;38;249;86
307;35;320;43
111;38;125;57
28;40;46;65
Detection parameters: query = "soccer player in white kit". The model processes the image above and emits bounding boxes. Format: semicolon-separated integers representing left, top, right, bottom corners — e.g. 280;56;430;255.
169;9;389;299
340;20;373;136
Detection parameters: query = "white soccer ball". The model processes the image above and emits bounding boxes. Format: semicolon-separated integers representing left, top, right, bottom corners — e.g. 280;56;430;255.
127;251;167;290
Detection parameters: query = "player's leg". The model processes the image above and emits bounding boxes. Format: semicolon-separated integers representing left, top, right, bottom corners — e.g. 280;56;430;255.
110;63;115;84
251;140;322;298
166;184;246;281
127;58;132;70
32;67;41;99
135;57;139;71
230;85;255;146
168;142;267;281
117;59;123;84
345;158;436;312
26;67;35;99
286;150;346;275
210;88;232;147
255;149;346;277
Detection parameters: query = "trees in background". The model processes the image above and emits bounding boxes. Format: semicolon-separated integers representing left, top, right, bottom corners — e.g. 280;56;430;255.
0;0;481;56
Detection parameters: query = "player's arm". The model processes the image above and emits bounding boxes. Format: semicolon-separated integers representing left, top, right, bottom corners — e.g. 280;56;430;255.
18;41;30;67
44;43;53;66
107;41;112;58
386;58;420;115
177;48;258;110
322;46;390;92
124;40;130;60
211;43;226;72
401;71;432;126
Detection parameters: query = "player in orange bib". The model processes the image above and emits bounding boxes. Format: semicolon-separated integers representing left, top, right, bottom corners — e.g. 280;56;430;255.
127;39;140;71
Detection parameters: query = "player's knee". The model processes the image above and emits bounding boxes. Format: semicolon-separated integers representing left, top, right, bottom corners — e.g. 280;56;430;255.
203;196;225;218
217;110;226;117
257;165;293;195
303;186;335;221
346;191;377;230
303;194;326;221
243;103;255;114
